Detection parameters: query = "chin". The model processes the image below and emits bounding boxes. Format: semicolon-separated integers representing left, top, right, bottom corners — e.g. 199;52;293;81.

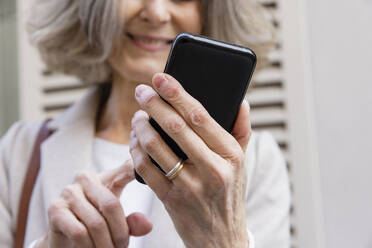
125;68;157;84
111;56;166;85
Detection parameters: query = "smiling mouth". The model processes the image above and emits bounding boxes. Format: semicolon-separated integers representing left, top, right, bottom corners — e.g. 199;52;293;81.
126;32;174;51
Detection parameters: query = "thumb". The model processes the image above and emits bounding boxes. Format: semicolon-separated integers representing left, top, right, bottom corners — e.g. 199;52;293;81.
126;212;153;236
100;158;135;197
231;99;252;152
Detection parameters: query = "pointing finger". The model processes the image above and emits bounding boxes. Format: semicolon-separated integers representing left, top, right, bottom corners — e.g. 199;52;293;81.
100;158;135;197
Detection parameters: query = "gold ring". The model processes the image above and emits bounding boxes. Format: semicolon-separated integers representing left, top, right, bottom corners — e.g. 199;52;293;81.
166;160;184;181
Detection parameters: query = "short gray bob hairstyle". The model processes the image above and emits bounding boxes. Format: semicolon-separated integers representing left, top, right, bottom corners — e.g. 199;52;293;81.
27;0;275;83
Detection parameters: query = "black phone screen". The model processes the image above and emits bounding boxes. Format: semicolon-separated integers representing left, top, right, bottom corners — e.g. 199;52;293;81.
164;35;256;132
135;33;256;184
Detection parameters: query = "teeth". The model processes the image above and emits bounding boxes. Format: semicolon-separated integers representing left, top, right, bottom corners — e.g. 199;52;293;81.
135;37;167;45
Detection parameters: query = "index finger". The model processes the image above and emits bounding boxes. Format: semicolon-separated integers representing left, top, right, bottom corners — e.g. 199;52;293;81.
151;72;244;157
100;159;135;197
77;173;130;247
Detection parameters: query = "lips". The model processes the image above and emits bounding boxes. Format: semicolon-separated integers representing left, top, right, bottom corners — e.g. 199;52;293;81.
127;32;173;51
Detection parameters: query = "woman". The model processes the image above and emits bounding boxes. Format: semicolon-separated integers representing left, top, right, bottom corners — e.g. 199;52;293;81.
0;0;290;247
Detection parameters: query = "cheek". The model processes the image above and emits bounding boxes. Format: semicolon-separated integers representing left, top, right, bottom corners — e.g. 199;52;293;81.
122;0;141;22
173;5;203;34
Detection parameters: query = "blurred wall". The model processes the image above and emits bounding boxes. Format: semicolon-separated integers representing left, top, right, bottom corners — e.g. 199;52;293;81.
305;0;372;247
0;0;19;135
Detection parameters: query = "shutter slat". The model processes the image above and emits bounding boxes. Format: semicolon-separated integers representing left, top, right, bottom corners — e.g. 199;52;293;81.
253;67;283;83
40;73;81;87
250;107;286;124
41;89;86;106
43;83;91;94
246;86;285;104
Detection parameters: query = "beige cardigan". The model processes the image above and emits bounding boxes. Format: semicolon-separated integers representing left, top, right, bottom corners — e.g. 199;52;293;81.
0;86;291;248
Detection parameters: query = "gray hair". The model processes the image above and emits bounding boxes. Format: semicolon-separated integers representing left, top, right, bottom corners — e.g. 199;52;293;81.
27;0;275;83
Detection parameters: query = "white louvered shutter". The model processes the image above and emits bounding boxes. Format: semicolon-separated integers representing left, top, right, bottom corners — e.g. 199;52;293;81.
18;0;298;247
248;1;297;247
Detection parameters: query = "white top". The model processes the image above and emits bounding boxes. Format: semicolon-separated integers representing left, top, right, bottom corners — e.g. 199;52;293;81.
91;137;255;248
92;137;155;248
29;137;255;247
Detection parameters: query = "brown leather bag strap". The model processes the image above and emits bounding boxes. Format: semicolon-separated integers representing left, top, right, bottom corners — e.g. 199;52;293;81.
15;120;53;248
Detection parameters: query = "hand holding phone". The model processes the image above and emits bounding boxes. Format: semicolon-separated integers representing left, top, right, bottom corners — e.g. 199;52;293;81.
134;33;256;184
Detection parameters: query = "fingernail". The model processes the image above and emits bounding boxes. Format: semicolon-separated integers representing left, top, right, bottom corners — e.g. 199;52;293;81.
135;85;153;103
135;84;146;97
153;73;168;90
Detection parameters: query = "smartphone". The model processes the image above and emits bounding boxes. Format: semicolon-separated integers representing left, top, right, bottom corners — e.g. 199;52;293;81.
135;33;257;184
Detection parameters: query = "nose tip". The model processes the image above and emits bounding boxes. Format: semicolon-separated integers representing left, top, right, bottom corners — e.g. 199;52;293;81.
140;0;171;25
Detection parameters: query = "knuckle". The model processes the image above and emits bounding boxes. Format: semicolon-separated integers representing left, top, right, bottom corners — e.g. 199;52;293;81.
163;116;186;135
163;85;180;100
224;143;245;166
225;153;243;167
87;218;106;232
143;92;158;108
48;199;64;220
100;196;122;214
69;226;88;242
189;107;208;127
61;184;78;199
143;136;158;154
74;171;93;183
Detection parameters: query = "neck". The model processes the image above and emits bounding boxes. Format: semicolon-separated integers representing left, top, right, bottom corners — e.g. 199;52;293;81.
96;73;142;144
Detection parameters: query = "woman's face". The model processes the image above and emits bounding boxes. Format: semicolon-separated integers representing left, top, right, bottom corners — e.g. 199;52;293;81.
110;0;203;84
